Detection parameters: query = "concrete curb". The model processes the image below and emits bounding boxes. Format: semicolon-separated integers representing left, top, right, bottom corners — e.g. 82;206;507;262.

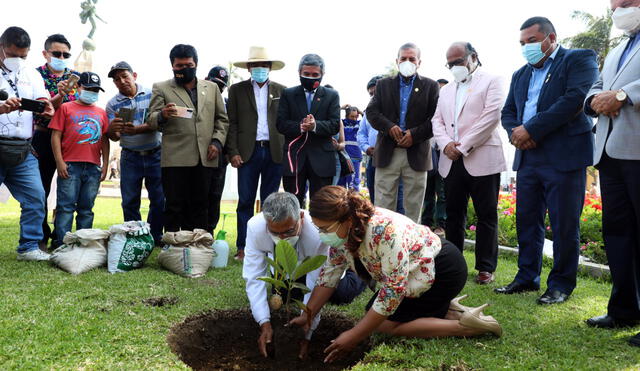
463;239;611;281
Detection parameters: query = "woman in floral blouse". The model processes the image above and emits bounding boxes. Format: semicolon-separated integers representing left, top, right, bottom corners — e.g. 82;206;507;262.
290;186;501;363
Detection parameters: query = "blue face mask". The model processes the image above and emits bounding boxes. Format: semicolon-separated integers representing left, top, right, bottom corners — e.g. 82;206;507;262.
79;90;99;104
251;67;270;84
49;57;68;72
521;35;550;65
319;231;347;247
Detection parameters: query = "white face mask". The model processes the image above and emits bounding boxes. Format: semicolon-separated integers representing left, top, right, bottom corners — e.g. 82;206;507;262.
270;234;300;247
451;66;470;83
612;6;640;33
2;52;25;73
398;61;417;77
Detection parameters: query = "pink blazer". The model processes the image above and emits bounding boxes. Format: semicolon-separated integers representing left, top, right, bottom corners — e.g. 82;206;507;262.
432;69;507;178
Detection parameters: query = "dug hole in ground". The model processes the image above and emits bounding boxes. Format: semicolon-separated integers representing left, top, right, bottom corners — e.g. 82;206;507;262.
167;309;371;370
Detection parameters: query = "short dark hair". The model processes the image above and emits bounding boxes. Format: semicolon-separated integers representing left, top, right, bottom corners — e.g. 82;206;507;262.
44;34;71;51
0;26;30;48
437;79;449;84
367;75;384;90
520;16;556;36
169;44;198;65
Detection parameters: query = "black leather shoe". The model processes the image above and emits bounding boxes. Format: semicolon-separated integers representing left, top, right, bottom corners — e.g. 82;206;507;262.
494;280;539;294
537;289;569;305
586;314;639;329
629;332;640;347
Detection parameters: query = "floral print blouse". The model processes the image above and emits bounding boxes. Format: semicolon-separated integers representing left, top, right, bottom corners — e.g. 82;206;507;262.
34;65;79;128
317;207;442;316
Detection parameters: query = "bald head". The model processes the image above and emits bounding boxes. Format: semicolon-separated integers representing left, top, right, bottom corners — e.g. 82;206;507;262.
445;41;480;69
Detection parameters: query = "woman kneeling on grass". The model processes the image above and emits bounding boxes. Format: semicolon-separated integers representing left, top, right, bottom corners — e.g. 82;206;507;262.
289;186;501;363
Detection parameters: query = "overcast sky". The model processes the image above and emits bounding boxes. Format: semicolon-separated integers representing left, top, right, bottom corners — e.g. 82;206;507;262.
7;0;612;108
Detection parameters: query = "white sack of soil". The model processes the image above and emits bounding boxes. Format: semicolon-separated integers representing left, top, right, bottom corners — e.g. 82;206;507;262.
50;229;110;274
107;221;155;273
157;229;214;278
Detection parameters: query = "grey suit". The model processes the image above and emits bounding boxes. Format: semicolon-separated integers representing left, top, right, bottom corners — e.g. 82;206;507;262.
586;37;640;164
585;34;640;321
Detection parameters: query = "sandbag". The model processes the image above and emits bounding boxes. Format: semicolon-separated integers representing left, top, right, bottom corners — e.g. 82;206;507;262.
50;229;110;274
107;221;154;273
157;229;214;278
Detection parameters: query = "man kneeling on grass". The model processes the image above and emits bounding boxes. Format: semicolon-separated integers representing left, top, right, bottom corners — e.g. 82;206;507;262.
50;72;109;248
242;192;367;359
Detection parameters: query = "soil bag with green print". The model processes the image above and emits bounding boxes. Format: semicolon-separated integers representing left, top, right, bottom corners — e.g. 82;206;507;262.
107;221;154;273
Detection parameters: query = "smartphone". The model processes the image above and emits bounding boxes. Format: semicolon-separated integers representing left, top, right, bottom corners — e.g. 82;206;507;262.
117;107;135;123
173;106;194;119
20;98;46;113
66;74;80;90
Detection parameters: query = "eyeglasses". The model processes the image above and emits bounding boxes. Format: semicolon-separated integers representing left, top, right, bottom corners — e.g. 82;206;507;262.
316;220;340;234
445;58;466;69
50;51;71;59
268;221;300;238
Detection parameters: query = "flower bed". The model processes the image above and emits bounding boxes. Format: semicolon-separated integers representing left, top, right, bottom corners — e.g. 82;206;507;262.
465;192;607;265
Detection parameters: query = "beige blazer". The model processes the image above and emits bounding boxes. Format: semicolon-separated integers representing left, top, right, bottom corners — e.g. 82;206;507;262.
148;78;228;168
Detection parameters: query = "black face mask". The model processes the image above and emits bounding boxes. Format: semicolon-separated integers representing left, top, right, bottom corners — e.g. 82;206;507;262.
173;67;197;85
300;76;322;91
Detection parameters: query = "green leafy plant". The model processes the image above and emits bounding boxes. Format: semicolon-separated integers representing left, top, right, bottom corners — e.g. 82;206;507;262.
258;240;327;318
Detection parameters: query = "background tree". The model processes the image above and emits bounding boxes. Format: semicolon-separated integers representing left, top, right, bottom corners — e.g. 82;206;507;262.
562;9;625;69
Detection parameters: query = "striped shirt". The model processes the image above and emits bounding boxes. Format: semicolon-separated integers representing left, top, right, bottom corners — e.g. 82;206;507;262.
105;84;160;151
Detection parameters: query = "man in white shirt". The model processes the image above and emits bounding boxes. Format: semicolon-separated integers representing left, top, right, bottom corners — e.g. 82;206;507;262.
242;192;366;359
227;47;286;261
0;26;54;261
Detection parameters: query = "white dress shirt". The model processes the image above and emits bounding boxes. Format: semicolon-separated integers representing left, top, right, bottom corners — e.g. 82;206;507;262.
242;211;327;334
252;79;270;141
0;66;48;139
453;75;473;142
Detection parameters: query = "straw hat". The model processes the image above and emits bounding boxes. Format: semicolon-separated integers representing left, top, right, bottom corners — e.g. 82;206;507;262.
233;46;285;70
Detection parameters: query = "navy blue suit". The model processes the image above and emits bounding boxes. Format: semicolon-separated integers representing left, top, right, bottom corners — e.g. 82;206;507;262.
501;47;598;295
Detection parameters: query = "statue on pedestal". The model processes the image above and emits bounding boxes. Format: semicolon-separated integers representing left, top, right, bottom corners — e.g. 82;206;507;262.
75;0;106;72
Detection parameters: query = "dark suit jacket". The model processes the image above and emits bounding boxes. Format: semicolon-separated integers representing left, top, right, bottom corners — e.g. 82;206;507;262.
276;85;340;177
366;74;439;172
501;47;599;171
226;79;286;163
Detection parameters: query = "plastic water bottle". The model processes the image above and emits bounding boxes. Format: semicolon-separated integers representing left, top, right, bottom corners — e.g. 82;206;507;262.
211;230;229;268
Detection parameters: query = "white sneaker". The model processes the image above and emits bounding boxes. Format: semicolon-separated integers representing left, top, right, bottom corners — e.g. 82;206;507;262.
17;249;51;261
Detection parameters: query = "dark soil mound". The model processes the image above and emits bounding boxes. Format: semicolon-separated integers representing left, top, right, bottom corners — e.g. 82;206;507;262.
142;296;179;307
167;309;371;370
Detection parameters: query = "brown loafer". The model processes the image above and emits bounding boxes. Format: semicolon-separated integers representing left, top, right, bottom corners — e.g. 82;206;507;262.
475;271;495;285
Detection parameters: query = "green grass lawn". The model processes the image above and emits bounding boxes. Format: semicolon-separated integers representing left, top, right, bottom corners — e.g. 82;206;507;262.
0;197;639;370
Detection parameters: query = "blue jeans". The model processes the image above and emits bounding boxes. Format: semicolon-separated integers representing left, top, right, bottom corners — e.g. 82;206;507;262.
236;145;283;250
0;153;45;253
120;149;164;242
365;161;404;214
54;162;101;247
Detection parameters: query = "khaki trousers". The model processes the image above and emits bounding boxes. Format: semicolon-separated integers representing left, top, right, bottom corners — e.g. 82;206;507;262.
374;148;427;223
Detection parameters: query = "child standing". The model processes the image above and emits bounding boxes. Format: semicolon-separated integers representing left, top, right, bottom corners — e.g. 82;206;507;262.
49;72;109;248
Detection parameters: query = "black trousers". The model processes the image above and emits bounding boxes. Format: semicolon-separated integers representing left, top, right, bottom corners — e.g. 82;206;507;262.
283;159;333;209
444;159;499;272
598;153;640;320
162;163;214;232
31;129;57;244
208;157;227;233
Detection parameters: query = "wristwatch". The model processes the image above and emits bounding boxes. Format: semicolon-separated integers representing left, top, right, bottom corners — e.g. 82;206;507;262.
616;89;628;102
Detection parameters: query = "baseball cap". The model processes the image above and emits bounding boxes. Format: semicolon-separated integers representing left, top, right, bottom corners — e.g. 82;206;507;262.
206;66;229;86
78;71;105;92
107;61;133;78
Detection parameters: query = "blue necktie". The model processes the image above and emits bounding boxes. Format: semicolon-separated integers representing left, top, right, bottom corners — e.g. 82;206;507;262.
306;92;312;112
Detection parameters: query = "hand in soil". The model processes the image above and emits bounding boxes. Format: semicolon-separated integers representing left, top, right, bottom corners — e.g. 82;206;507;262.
298;339;310;360
324;329;359;363
288;313;311;332
258;322;274;358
